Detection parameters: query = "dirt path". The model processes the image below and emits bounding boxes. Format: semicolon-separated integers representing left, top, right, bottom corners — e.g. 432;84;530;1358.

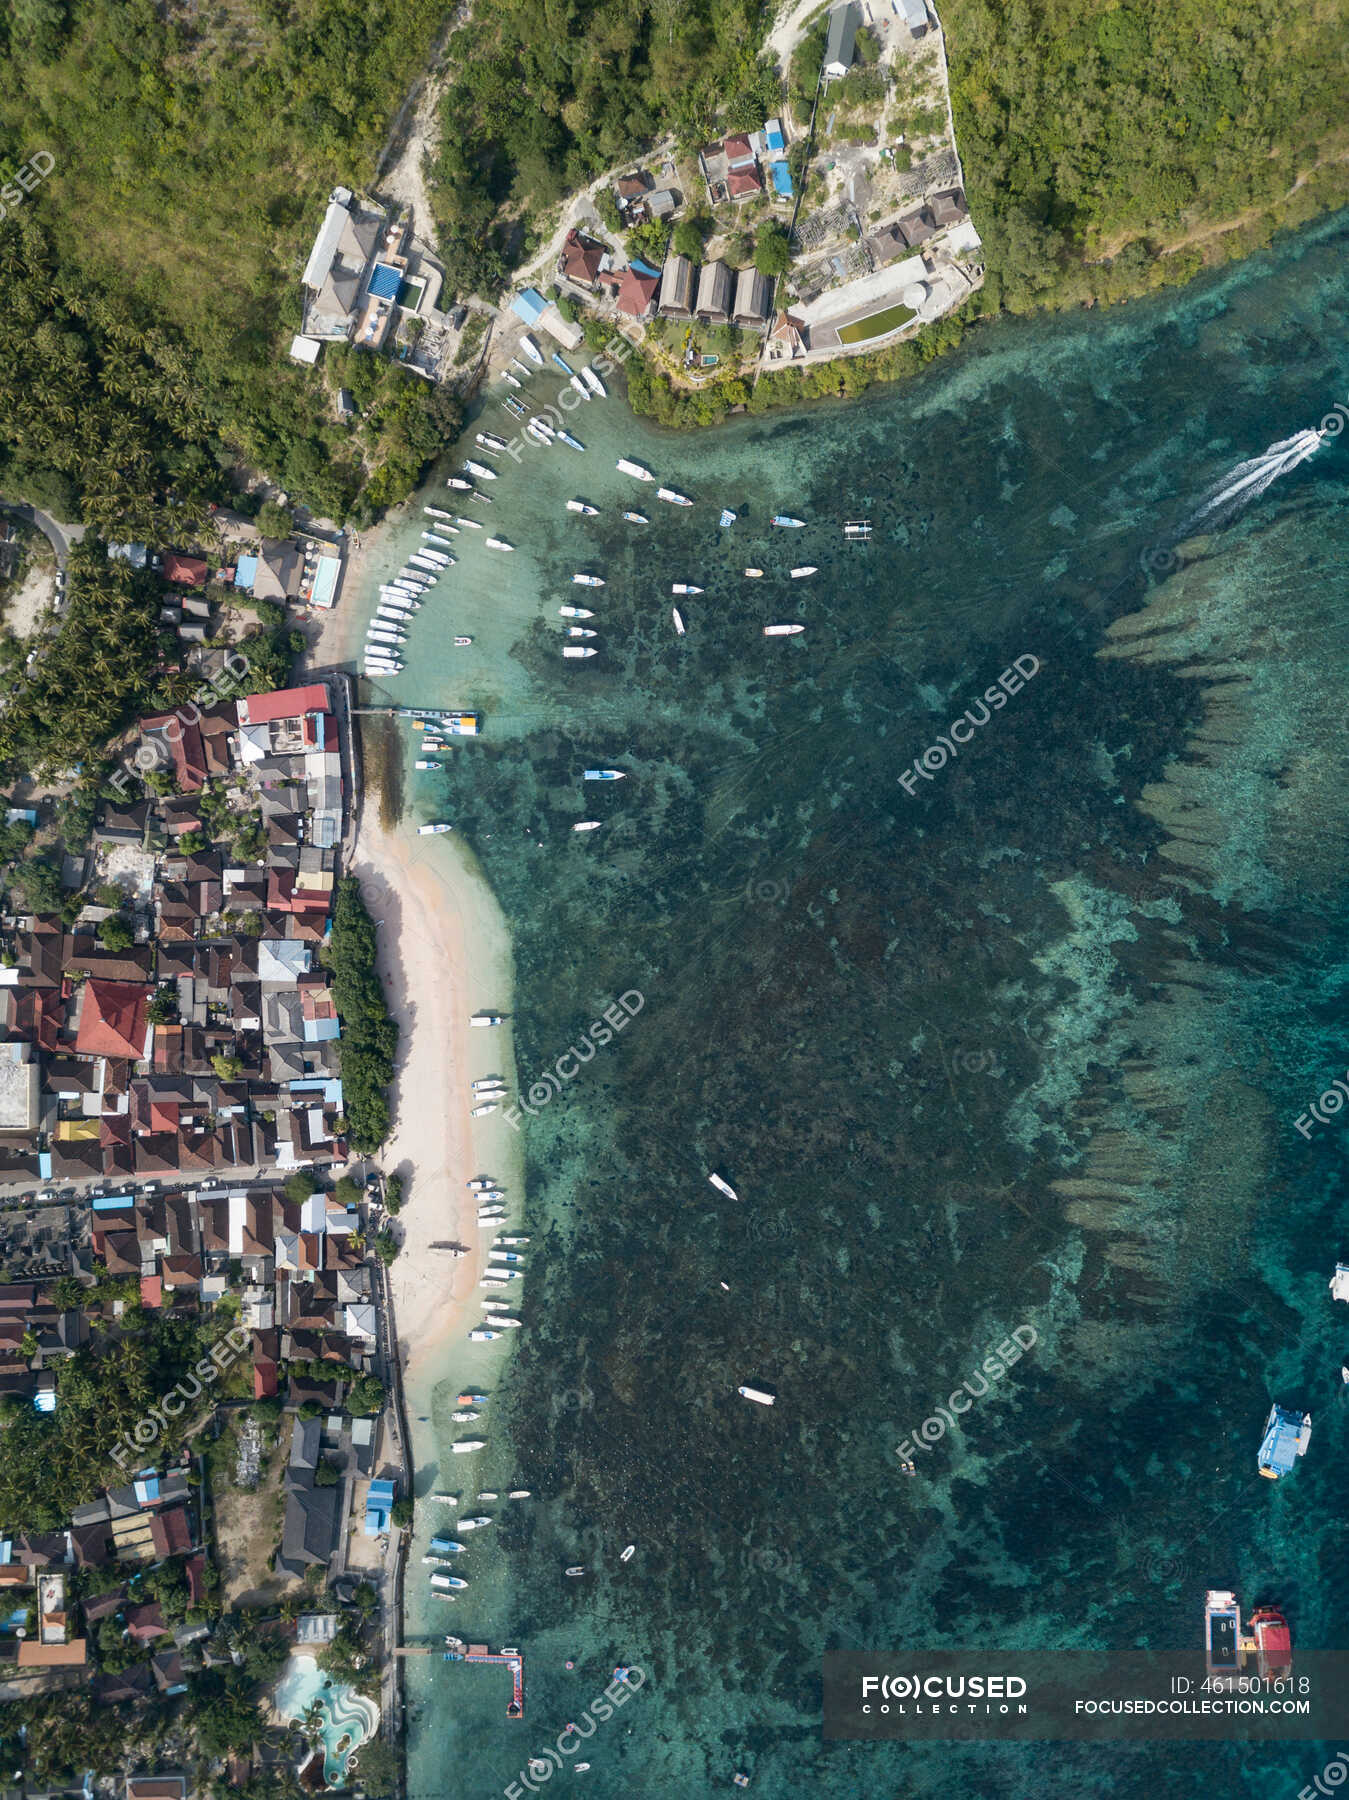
1096;147;1349;263
372;11;467;242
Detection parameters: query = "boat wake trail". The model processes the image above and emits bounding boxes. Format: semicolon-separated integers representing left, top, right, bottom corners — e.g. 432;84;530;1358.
1181;426;1325;533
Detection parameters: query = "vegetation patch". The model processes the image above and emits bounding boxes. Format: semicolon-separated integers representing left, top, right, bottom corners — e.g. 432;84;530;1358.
838;302;916;343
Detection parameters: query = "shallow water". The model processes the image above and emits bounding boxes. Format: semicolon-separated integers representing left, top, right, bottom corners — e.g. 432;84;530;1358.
376;212;1349;1800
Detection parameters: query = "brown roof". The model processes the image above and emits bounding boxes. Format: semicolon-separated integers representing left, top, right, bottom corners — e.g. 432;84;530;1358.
17;1638;87;1666
560;228;604;285
76;980;150;1059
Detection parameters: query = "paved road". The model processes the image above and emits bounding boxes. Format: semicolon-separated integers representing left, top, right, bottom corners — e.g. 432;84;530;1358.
0;499;86;566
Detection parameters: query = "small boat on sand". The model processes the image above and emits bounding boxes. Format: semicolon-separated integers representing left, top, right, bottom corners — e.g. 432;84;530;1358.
502;370;522;389
558;430;585;451
553;352;575;373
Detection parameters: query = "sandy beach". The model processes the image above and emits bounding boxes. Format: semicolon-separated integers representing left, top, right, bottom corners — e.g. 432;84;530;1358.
350;813;523;1388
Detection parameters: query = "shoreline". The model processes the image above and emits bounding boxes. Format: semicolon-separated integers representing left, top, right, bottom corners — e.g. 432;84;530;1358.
350;813;523;1396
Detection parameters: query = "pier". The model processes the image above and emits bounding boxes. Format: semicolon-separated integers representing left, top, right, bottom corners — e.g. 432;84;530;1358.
446;1640;525;1718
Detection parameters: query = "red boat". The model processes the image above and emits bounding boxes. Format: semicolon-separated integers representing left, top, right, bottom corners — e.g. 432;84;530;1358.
1250;1606;1293;1680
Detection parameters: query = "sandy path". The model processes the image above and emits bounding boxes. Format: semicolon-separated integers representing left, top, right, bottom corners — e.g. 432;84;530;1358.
351;815;522;1387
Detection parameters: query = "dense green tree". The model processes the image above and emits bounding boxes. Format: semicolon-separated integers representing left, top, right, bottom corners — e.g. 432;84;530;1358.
753;222;791;277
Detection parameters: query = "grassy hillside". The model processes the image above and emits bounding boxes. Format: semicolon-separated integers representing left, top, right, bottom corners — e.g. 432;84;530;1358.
0;0;450;523
943;0;1349;309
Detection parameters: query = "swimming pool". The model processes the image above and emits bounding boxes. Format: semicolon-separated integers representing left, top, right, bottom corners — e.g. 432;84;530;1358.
272;1652;380;1788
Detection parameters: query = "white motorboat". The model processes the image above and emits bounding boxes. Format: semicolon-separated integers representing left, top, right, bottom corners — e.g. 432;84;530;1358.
744;568;764;578
573;821;601;832
617;459;654;481
520;334;544;364
567;627;597;638
418;823;453;836
656;487;691;506
709;1172;739;1201
567;499;599;515
471;1101;499;1117
672;608;686;636
456;515;482;529
559;606;594;618
464;460;498;480
573;573;605;587
447;476;474;490
582;365;606;397
764;624;805;636
789;566;818;578
451;1439;487;1453
563;646;597;658
485;538;514;551
672;582;703;595
623;510;648;523
569;373;590;401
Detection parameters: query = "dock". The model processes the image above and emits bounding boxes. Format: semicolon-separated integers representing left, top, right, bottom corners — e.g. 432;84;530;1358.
444;1639;525;1718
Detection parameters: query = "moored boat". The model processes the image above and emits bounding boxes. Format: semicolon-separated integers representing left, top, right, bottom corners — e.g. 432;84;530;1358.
563;646;598;658
573;572;604;586
770;514;805;527
744;568;764;578
425;505;454;520
553;352;574;373
470;1013;504;1027
790;566;817;578
567;499;600;515
558;430;585;451
559;606;594;618
451;1439;487;1453
620;1544;636;1562
456;515;482;529
454;636;473;646
418;822;453;836
672;607;685;636
764;624;805;636
709;1172;739;1200
470;1102;499;1117
583;769;625;780
521;334;544;364
623;510;648;524
582;365;606;397
569;374;590;401
502;369;522;389
656;486;691;506
738;1385;775;1405
719;508;736;527
573;821;601;832
447;476;473;490
485;538;514;551
617;459;654;481
469;1328;500;1341
464;460;498;480
672;582;703;595
477;431;508;450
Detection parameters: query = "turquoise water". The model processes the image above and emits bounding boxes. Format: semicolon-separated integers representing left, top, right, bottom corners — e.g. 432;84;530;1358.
377;213;1349;1799
272;1652;380;1787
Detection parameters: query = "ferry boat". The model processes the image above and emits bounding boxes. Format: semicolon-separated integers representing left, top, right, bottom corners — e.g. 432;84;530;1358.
656;486;691;506
708;1172;739;1201
567;627;597;638
738;1385;775;1405
447;476;474;490
719;509;736;527
470;1102;499;1117
563;646;597;658
418;822;453;836
573;821;601;833
468;1327;500;1341
503;370;522;389
567;500;599;515
553;352;575;373
569;374;590;401
672;608;686;636
672;582;703;595
617;459;654;482
770;514;805;527
744;568;764;578
764;624;805;637
485;538;514;551
789;566;817;578
521;334;544;364
470;1013;505;1027
582;365;606;397
573;573;605;586
425;505;455;520
464;460;498;481
1257;1403;1311;1478
583;769;625;780
559;606;594;618
558;431;585;451
452;1439;487;1453
623;510;649;524
477;431;508;450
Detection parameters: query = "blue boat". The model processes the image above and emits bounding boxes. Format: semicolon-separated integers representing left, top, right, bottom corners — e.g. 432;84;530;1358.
1257;1402;1312;1478
558;431;586;451
553;353;575;374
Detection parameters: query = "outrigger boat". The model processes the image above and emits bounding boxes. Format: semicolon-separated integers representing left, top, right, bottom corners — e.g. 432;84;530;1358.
558;430;585;451
464;460;497;481
623;510;648;524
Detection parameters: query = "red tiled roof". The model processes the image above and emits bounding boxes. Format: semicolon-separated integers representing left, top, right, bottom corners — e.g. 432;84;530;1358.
140;1276;163;1309
237;684;330;727
727;165;763;197
143;714;208;793
723;133;754;160
150;1100;180;1134
149;1506;192;1557
253;1357;278;1399
560;228;604;284
164;554;208;587
76;980;150;1060
614;267;659;317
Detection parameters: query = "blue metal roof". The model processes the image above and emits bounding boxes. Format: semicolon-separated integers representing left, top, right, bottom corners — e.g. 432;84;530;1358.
92;1192;134;1211
367;262;402;301
765;119;785;152
771;160;794;197
630;258;661;279
234;554;258;590
510;288;548;325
